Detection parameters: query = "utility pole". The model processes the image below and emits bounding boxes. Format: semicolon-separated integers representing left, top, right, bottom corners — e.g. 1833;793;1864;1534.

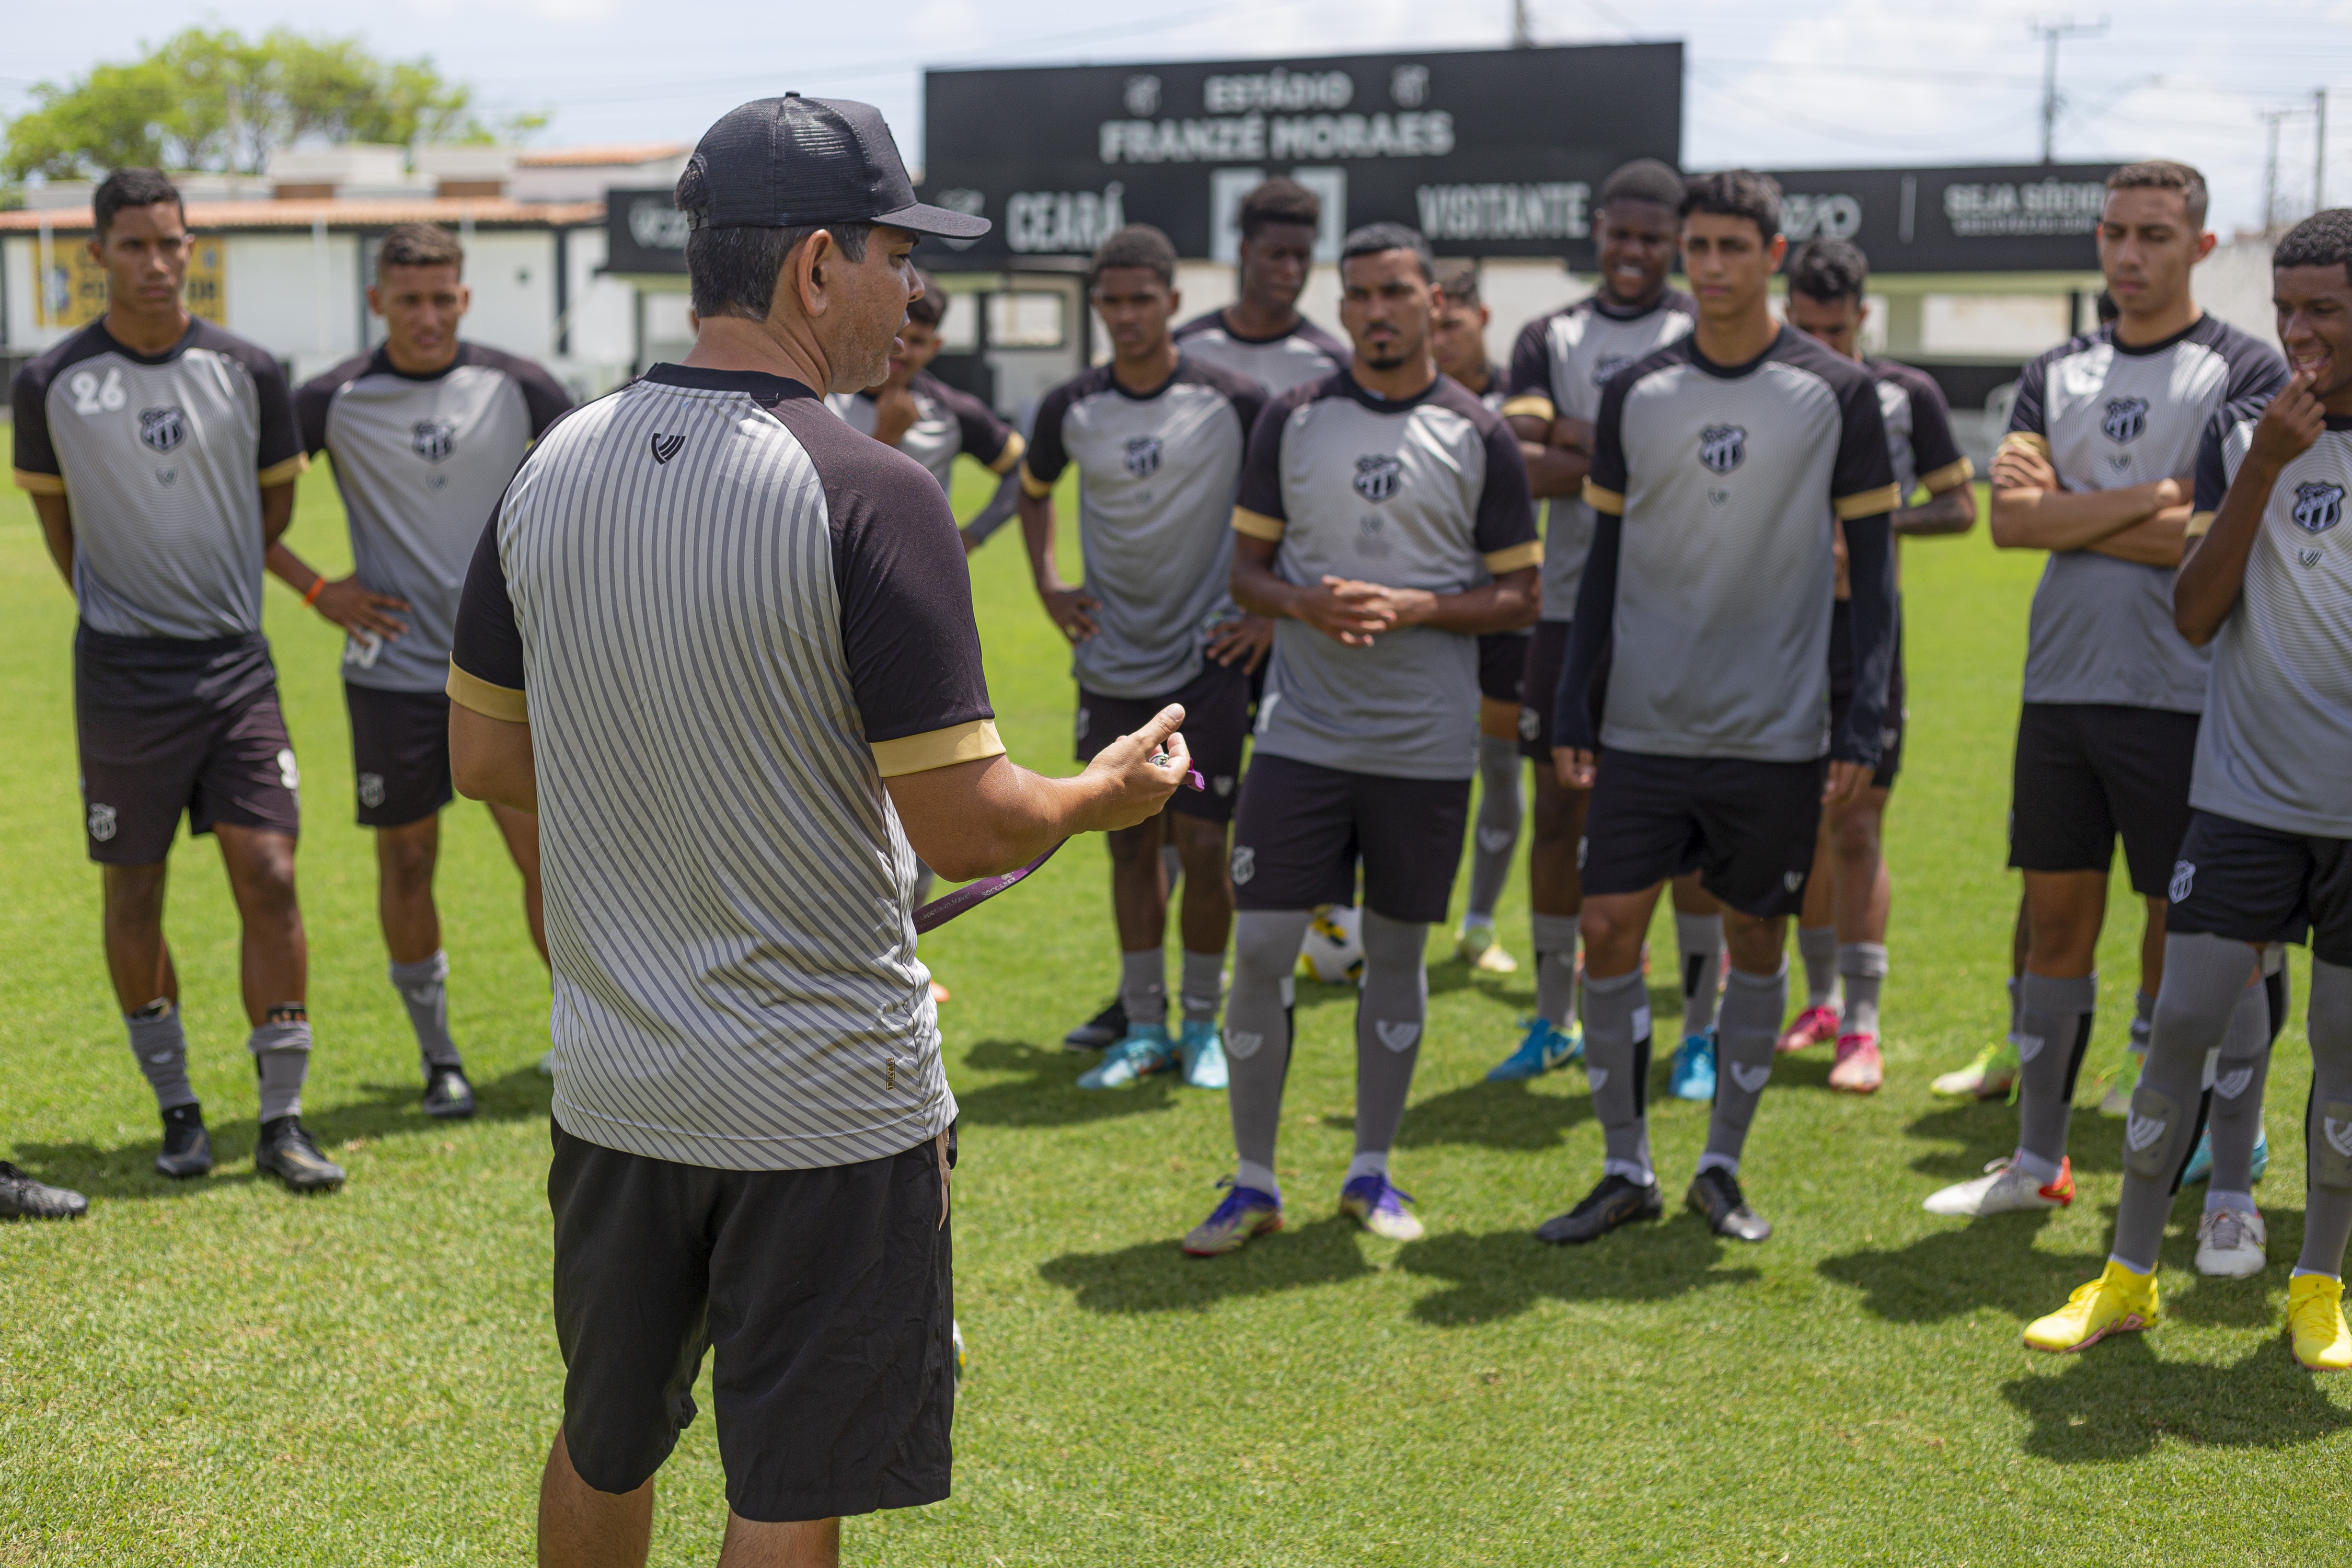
2262;108;2295;233
2318;86;2330;213
1511;0;1534;48
2033;16;2108;164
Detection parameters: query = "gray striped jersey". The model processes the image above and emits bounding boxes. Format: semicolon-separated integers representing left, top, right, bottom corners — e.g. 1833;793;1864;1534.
297;343;571;693
1503;291;1696;622
449;364;1001;1171
1020;356;1265;699
1236;370;1540;780
2004;315;2285;712
2188;403;2352;837
13;319;305;640
1174;309;1350;396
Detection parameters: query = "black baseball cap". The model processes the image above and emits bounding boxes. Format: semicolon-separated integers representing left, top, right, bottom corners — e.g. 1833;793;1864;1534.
682;94;989;241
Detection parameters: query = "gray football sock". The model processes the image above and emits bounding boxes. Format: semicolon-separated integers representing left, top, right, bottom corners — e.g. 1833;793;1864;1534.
249;1017;313;1123
1353;911;1427;1159
1839;942;1888;1039
2131;987;2158;1053
1225;910;1308;1187
1676;913;1724;1036
2206;947;2285;1208
1121;949;1168;1029
2107;935;2256;1272
2298;958;2352;1277
1466;736;1522;920
1581;969;1652;1184
1702;963;1787;1175
2014;971;2099;1177
2007;974;2023;1044
1179;949;1224;1025
1797;925;1839;1011
390;950;462;1071
1532;912;1579;1029
125;999;197;1113
910;858;937;909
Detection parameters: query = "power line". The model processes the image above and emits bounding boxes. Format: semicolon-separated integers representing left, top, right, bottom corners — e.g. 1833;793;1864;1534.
2032;15;2109;163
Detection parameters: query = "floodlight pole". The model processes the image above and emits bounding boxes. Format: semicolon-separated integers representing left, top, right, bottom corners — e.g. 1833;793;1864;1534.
2034;16;2109;164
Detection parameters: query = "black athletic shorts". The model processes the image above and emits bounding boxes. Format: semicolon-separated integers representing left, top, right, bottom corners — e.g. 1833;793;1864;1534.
1580;748;1825;919
1229;752;1471;924
73;625;301;865
1516;620;1572;760
2008;702;2200;897
1827;595;1906;790
549;1120;955;1523
345;683;454;828
1478;630;1530;706
1077;659;1250;823
2165;809;2352;968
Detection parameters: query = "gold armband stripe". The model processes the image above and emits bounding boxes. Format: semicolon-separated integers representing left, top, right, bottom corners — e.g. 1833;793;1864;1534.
1018;463;1054;500
447;663;527;723
1232;506;1286;541
11;468;66;494
871;719;1006;778
1582;480;1624;515
1483;540;1544;574
257;453;309;488
2185;510;2217;539
1500;395;1557;423
988;432;1027;475
1919;456;1976;494
1997;432;2050;459
1834;485;1904;521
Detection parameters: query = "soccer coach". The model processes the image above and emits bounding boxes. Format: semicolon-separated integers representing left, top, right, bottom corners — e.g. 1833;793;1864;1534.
446;96;1189;1567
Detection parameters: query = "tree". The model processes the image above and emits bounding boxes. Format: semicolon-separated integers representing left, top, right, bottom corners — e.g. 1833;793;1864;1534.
2;28;537;182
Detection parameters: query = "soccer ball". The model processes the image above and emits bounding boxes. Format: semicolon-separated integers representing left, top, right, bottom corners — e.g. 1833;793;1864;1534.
1297;903;1365;984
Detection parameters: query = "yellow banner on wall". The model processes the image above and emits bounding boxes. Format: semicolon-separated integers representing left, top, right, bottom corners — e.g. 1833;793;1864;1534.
33;234;226;327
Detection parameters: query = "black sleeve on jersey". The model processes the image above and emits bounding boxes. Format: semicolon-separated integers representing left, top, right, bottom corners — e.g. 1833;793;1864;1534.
1837;516;1895;768
294;354;368;457
2193;400;2262;515
2006;352;2052;440
1583;369;1632;508
1238;382;1321;525
451;501;524;696
1502;316;1555;413
774;399;996;744
250;352;303;480
1471;406;1540;556
929;376;1017;470
1829;366;1900;513
1020;376;1082;493
10;359;60;484
464;344;575;440
2221;333;2291;408
1551;512;1619;753
1903;373;1969;490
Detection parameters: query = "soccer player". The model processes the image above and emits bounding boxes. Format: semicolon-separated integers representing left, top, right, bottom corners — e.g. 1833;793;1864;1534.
1430;259;1528;974
1014;224;1266;1091
828;270;1027;552
1924;162;2287;1218
2023;209;2352;1369
272;224;572;1116
1490;158;1698;1083
1183;223;1539;1255
10;169;342;1191
1539;171;1900;1246
1778;237;1979;1093
1173;176;1350;397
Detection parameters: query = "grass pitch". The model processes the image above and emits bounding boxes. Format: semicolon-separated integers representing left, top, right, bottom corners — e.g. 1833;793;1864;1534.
3;457;2347;1567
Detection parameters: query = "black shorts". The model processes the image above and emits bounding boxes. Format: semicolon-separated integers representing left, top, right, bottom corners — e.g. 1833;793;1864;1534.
2165;810;2352;968
1516;620;1572;760
345;683;454;828
1229;753;1471;924
1828;596;1906;790
550;1121;955;1523
1580;749;1825;919
73;626;301;866
1077;660;1250;823
2008;702;2199;897
1478;630;1529;706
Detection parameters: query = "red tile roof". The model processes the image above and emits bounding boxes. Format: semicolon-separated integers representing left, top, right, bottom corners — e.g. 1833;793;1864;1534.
0;198;606;233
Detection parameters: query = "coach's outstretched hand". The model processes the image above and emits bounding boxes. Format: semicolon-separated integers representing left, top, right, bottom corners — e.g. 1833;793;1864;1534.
1081;704;1192;830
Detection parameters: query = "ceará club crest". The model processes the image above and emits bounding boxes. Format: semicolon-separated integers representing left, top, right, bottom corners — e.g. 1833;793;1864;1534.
1353;454;1403;501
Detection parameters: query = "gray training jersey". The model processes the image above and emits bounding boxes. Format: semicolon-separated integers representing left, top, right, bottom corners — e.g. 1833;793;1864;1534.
1503;291;1697;622
13;319;305;640
2187;404;2352;837
1173;309;1350;396
1585;326;1900;762
825;369;1023;497
2005;315;2287;712
297;343;571;693
1021;356;1265;698
448;365;999;1171
1236;371;1540;780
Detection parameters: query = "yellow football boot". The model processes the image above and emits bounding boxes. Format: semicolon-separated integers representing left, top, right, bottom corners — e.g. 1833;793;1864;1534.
2288;1274;2352;1373
2023;1259;2158;1353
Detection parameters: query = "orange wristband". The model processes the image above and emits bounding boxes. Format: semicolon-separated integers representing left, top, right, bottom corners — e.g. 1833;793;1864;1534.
302;577;327;608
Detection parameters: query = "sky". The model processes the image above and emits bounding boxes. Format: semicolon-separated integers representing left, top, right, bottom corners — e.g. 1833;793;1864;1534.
4;0;2347;234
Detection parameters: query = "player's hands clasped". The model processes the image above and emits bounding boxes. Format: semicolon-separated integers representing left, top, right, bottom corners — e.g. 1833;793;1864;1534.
1293;575;1437;645
311;575;411;640
2251;371;2327;469
1083;703;1191;830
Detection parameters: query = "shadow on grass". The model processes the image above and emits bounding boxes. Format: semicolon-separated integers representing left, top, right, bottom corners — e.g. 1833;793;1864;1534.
1038;1215;1374;1312
1902;1098;2129;1182
1350;1077;1595;1151
951;1038;1180;1127
2002;1333;2352;1459
1816;1213;2097;1322
1396;1217;1761;1325
6;1063;552;1201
